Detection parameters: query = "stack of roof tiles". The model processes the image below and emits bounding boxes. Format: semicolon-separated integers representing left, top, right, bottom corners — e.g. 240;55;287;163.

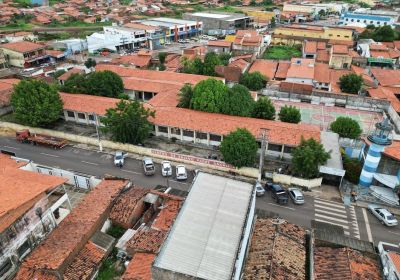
122;252;156;280
14;179;128;280
243;218;306;280
126;227;167;255
109;187;149;229
152;199;183;231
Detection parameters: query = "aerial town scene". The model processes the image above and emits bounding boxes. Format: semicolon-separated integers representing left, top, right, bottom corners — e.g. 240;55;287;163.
0;0;400;279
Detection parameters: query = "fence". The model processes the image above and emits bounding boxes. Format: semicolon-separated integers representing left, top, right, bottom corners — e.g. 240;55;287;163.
272;173;323;190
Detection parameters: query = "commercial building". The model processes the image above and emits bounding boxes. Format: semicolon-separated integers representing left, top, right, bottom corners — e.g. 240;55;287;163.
86;26;147;54
124;22;165;50
49;38;88;54
340;10;399;28
0;41;49;68
183;12;253;35
152;172;256;280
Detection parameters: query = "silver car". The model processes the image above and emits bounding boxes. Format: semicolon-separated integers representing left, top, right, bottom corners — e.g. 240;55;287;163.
255;181;265;197
368;204;398;226
142;157;155;176
114;151;124;167
161;161;172;177
176;165;187;180
288;188;305;204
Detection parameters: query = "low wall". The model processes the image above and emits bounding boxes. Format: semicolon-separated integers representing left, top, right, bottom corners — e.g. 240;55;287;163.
272;173;323;190
0;121;259;179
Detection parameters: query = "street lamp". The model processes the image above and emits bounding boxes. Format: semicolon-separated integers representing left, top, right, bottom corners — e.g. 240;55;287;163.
93;113;103;152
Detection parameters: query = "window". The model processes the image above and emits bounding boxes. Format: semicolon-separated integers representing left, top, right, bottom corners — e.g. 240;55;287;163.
170;127;180;135
158;126;168;133
337;35;340;37
196;132;207;140
377;22;380;24
357;19;360;22
67;111;75;118
351;19;354;22
268;143;282;152
17;240;30;259
284;146;293;153
0;259;12;277
183;129;194;137
77;113;86;119
210;134;222;142
88;114;95;121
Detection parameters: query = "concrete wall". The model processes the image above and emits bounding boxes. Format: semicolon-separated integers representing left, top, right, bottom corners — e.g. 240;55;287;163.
0;48;24;68
272;173;323;190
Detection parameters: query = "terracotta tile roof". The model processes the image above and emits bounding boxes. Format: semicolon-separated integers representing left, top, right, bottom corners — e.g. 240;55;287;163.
332;45;349;55
46;49;65;57
314;63;330;84
249;59;278;80
394;41;400;50
316;50;330;63
0;78;20;106
207;40;232;48
58;68;84;81
275;61;290;79
349;248;382;280
111;53;152;68
0;41;44;53
388;251;400;272
123;77;182;93
149;190;184;201
370;50;390;59
150;106;321;146
124;22;157;31
368;87;400;113
164;54;182;72
351;65;375;88
14;179;128;279
228;58;250;72
126;228;167;255
0;154;67;233
370;68;400;87
286;58;315;80
304;41;317;54
243;218;306;280
317;42;327;50
151;199;182;232
329;69;352;93
63;241;106;280
122;253;155;280
109;187;149;229
383;140;400;161
60;92;120;116
147;87;181;107
369;43;388;51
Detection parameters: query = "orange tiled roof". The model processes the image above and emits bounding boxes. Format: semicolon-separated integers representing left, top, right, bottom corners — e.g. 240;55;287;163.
249;59;278;80
58;68;84;81
370;68;400;87
0;154;67;233
0;41;44;53
388;251;400;272
0;78;20;106
286;58;315;80
329;69;352;93
332;45;349;55
370;50;390;59
275;61;290;79
126;227;167;255
316;50;330;63
122;253;155;280
304;41;317;54
228;58;249;72
123;77;182;93
151;199;182;232
383;140;400;161
60;92;120;116
317;42;326;50
14;179;128;279
314;63;330;84
111;53;152;68
368;87;400;113
207;40;232;48
124;22;157;31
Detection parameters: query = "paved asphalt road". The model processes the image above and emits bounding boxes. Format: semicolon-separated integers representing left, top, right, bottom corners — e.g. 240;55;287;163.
0;136;399;245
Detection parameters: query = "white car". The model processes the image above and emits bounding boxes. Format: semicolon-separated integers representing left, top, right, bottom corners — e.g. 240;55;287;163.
288;187;305;204
368;204;398;226
114;151;124;167
255;181;265;197
176;165;187;180
161;161;172;177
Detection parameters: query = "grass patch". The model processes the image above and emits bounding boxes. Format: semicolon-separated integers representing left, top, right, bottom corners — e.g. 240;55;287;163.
48;21;111;28
262;45;302;60
96;249;123;280
0;22;33;31
106;224;126;239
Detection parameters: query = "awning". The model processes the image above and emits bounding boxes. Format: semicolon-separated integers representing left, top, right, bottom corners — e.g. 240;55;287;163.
368;57;393;64
374;173;400;189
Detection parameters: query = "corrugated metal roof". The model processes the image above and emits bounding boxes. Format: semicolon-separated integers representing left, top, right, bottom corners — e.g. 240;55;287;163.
154;172;253;280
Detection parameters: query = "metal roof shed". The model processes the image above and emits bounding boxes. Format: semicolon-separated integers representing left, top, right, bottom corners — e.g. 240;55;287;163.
152;172;255;280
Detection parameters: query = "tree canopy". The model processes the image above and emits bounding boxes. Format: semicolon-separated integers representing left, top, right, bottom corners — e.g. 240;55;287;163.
158;52;167;64
220;128;258;168
278;105;301;123
291;138;330;179
359;25;398;42
330;117;362;139
61;70;124;98
251;96;276;120
181;52;231;76
11;80;63;127
101;100;155;144
191;79;228;113
84;58;97;69
177;83;194;108
339;73;363;94
239;71;267;91
221;84;255;117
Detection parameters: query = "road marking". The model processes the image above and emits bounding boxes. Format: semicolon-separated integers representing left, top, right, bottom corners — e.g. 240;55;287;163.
3;145;20;150
314;199;345;209
81;161;99;166
388;231;400;236
40;152;60;158
314;197;345;205
314;204;347;214
315;219;350;229
315;213;349;224
171;180;189;185
362;208;373;242
315;209;348;219
121;169;141;175
267;203;295;211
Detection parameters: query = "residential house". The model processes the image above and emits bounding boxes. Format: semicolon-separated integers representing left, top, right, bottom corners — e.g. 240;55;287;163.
286;58;315;85
232;29;264;56
0;41;49;68
303;40;317;59
111;49;153;68
57;68;84;86
0;78;20;108
0;154;69;280
329;45;352;69
370;68;400;87
207;40;232;54
248;59;278;81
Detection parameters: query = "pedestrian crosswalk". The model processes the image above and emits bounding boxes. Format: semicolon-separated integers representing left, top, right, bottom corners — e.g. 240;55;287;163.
314;198;360;239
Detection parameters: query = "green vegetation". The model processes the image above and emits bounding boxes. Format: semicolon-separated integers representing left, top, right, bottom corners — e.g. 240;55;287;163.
106;224;126;239
278;105;301;124
221;84;255;117
96;249;123;280
263;45;302;60
62;71;124;98
84;58;97;69
101;100;155;145
48;20;111;28
239;71;267;91
191;79;228;113
251;96;276;120
359;25;399;42
342;153;362;184
177;83;194;109
330;117;362;139
339;73;363;94
220;128;258;168
292;138;330;179
0;22;33;31
182;52;231;76
11;80;63;127
38;32;74;41
53;69;66;79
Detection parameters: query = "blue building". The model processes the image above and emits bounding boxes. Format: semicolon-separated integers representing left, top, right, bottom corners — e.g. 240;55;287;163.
340;12;397;28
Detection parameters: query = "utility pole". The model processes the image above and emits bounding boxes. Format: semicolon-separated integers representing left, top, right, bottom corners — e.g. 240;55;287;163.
94;113;103;152
258;128;268;181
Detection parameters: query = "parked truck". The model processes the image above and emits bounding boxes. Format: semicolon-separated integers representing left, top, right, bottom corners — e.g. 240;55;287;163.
16;129;68;149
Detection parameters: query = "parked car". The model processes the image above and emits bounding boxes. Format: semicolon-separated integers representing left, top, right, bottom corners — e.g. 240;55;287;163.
368;204;398;226
255;181;265;197
161;161;172;177
114;151;124;167
176;165;187;180
270;184;289;204
264;182;274;191
288;187;305;204
142;157;155;176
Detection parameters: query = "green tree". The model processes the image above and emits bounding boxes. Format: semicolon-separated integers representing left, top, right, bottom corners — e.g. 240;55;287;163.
85;71;123;97
292;137;330;179
220;128;258;168
192;79;228;113
239;71;267;91
177;83;194;108
61;73;88;93
270;17;276;28
11;80;63;127
278;105;301;123
339;73;363;94
330;117;362;139
158;52;167;64
372;25;396;42
343;154;362;184
101;100;155;144
202;52;221;76
182;57;203;75
318;9;326;17
222;84;255;117
251;96;275;120
218;52;231;66
84;57;97;69
53;69;66;79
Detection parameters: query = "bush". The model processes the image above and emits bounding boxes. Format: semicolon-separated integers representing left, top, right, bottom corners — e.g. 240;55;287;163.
251;96;275;120
239;71;267;91
278;105;301;123
339;73;363;94
343;154;362;184
330;117;362;139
